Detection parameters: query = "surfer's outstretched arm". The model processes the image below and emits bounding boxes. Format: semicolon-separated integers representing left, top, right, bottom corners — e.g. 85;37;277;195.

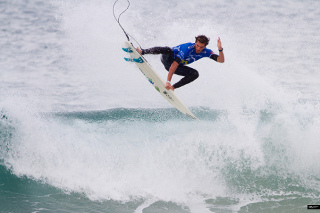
216;37;224;63
209;37;225;63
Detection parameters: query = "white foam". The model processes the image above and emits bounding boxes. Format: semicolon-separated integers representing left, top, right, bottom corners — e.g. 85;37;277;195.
1;0;320;212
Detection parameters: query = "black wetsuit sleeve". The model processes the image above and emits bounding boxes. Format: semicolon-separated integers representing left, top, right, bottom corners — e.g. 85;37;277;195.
141;47;172;55
174;57;181;64
210;54;219;62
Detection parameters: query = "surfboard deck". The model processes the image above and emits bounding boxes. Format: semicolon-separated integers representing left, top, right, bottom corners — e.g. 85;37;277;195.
122;41;198;120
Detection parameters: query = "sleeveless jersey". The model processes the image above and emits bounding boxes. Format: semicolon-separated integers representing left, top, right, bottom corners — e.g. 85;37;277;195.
172;42;214;65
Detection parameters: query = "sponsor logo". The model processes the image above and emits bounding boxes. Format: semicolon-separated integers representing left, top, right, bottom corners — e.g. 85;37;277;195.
147;77;154;85
173;46;181;51
163;91;174;101
181;59;188;65
308;205;320;209
155;86;160;92
188;44;195;49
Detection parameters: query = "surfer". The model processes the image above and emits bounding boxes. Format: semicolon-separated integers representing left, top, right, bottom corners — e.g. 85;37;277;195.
137;35;224;91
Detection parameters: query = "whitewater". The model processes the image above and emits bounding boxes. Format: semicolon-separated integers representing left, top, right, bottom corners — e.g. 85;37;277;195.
1;0;320;212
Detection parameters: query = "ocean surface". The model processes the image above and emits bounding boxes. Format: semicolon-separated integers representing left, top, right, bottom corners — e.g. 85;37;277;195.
1;0;320;212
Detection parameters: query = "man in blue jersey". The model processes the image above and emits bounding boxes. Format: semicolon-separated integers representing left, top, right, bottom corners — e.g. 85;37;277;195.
137;35;224;91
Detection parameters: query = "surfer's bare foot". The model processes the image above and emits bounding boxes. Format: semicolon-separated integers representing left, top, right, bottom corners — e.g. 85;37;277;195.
136;47;142;54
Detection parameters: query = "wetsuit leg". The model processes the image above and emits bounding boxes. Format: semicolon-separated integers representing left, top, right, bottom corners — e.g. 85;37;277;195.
172;66;199;89
161;54;199;89
144;48;199;89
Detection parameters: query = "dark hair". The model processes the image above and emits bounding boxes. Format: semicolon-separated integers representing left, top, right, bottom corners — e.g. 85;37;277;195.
195;35;210;46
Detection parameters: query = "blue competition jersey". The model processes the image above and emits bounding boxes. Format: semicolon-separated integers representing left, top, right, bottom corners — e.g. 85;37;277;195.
172;42;214;65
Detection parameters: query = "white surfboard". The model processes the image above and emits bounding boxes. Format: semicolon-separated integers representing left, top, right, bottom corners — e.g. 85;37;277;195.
123;41;198;120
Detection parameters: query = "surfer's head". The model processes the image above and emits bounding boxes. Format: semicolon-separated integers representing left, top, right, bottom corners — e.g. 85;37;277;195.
195;35;209;54
195;35;210;46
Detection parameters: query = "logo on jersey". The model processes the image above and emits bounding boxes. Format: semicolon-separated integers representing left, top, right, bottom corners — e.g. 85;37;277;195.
188;44;195;49
181;59;188;65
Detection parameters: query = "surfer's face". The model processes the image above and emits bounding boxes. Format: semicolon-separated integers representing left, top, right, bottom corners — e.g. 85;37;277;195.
195;41;206;54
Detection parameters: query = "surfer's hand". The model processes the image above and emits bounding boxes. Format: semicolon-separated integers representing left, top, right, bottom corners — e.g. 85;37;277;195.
217;37;222;50
136;47;142;54
165;82;175;91
165;82;171;90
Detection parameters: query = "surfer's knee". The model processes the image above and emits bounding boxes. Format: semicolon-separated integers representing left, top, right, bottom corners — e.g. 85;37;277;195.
192;70;199;80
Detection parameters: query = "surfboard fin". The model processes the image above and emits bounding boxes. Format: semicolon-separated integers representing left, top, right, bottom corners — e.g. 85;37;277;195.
122;47;133;53
124;57;144;63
